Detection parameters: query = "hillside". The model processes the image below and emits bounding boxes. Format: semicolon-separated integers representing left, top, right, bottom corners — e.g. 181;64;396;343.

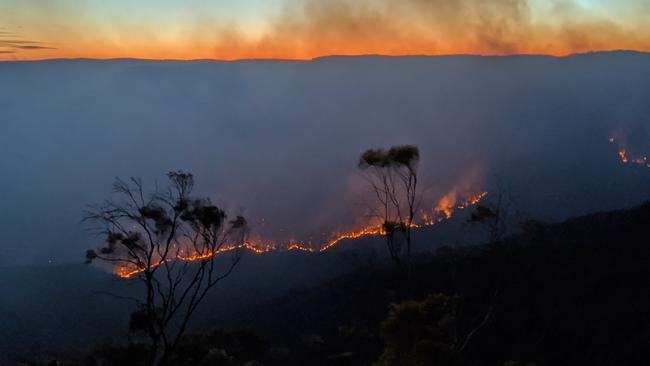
214;202;650;365
3;199;650;366
0;211;480;363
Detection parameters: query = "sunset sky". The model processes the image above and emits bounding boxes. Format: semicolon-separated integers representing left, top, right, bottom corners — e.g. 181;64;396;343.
1;0;650;60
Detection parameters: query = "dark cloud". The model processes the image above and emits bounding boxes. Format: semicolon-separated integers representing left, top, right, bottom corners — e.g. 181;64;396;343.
0;39;41;44
0;31;56;55
11;44;56;50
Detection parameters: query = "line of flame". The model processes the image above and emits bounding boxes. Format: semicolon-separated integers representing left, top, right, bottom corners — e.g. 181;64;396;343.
114;191;488;279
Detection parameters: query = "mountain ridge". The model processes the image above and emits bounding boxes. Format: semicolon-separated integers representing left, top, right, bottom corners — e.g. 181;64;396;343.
1;50;649;64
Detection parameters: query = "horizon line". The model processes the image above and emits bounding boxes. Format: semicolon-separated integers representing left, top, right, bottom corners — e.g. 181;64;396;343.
0;49;648;63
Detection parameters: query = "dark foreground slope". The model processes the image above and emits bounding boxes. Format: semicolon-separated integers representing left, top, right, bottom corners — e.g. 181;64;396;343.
222;203;650;366
0;212;476;364
9;202;650;365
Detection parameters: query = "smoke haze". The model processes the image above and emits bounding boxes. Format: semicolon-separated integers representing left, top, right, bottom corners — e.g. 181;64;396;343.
2;52;650;265
2;0;650;60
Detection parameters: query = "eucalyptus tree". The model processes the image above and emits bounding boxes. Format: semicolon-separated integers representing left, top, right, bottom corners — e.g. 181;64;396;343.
358;145;420;287
85;171;248;366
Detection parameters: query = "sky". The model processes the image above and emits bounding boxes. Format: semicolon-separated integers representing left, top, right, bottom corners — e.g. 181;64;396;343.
1;0;650;60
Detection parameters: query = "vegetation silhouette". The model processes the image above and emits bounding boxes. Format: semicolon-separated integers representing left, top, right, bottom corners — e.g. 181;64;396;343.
377;294;460;366
208;202;650;366
77;330;268;366
459;186;515;354
358;145;420;296
84;171;248;366
52;169;650;365
32;200;648;366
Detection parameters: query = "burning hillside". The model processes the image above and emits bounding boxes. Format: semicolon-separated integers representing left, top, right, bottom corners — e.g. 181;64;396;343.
114;190;487;279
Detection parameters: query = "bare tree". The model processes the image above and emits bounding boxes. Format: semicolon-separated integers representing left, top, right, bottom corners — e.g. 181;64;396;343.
459;185;514;353
84;171;248;366
358;145;420;290
468;185;513;244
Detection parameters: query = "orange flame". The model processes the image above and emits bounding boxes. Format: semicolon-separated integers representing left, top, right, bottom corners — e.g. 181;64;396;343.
619;149;629;164
319;226;385;253
421;191;488;225
610;136;649;167
113;191;488;278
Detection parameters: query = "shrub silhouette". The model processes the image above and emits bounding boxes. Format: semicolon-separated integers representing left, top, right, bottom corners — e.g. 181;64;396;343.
377;294;459;366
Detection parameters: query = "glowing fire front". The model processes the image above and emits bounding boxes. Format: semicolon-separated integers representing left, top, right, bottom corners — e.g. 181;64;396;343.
113;191;488;279
112;135;646;278
420;191;488;225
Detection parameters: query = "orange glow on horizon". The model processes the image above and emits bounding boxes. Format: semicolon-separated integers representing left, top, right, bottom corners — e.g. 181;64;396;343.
3;44;650;62
3;0;650;61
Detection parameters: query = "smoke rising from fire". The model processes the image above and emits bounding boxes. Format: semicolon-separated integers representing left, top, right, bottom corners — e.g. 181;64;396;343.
112;190;489;279
216;0;650;59
2;52;650;265
2;0;650;60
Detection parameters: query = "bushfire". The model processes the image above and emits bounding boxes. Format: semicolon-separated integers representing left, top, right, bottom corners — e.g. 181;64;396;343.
609;136;650;168
114;191;488;279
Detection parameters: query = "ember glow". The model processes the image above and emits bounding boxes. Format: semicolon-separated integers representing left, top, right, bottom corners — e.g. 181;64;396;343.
114;190;488;278
609;136;650;168
421;191;488;226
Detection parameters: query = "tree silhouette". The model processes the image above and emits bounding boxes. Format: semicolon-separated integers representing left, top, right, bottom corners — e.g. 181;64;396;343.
377;294;460;366
459;185;514;354
467;185;513;244
358;145;420;293
84;171;248;366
